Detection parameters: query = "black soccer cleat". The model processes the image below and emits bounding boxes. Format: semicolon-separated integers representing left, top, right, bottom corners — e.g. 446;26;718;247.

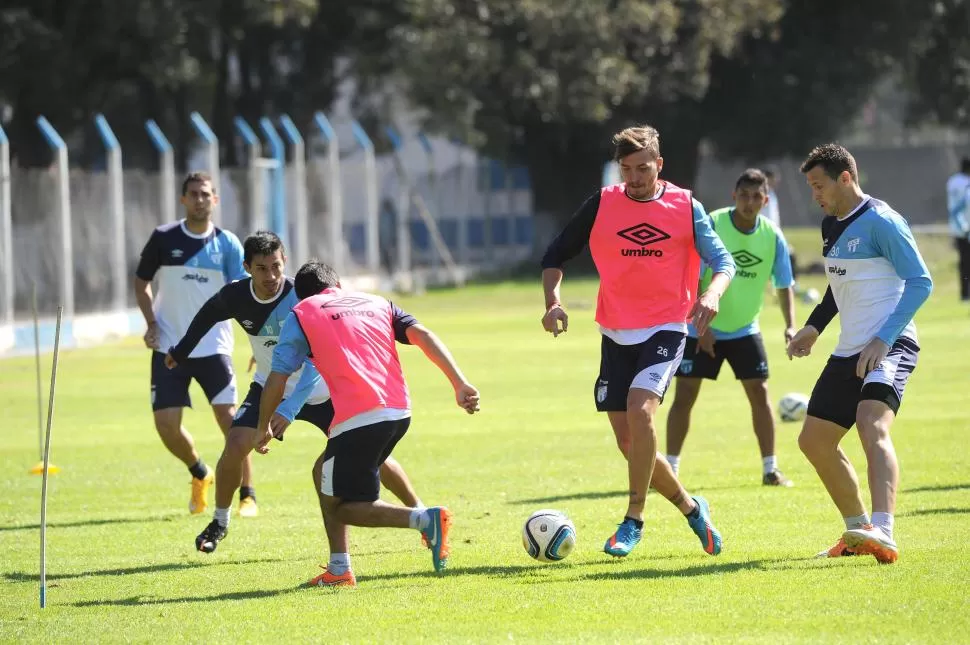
195;519;228;553
762;469;793;487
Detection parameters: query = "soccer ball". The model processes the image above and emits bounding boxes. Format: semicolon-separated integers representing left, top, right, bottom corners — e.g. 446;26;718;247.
778;392;810;422
522;509;577;562
801;287;821;304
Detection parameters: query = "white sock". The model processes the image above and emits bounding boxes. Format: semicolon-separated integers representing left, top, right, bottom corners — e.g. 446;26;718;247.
871;512;894;539
762;456;778;475
328;552;351;575
666;455;680;475
409;508;430;531
213;507;231;528
844;513;870;530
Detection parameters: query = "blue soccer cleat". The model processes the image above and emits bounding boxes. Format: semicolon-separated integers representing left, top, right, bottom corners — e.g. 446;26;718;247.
419;507;452;572
604;518;642;557
686;496;722;555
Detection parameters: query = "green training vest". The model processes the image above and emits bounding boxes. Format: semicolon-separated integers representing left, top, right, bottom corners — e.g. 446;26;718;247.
700;208;778;333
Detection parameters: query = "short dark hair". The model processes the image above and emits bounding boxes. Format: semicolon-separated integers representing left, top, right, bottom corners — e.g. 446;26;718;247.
961;157;970;174
243;230;284;265
181;171;215;195
294;260;340;300
799;143;859;183
613;125;660;161
734;168;768;192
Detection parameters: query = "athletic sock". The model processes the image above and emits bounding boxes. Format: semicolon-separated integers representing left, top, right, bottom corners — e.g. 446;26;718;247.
762;456;778;475
844;513;870;530
328;553;351;575
871;512;894;539
239;486;256;502
624;516;644;530
189;460;208;480
666;455;680;475
213;507;230;528
409;508;430;531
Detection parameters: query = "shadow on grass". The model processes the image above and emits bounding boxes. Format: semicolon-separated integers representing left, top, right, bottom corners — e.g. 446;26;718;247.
510;490;627;505
904;483;970;494
552;556;835;582
4;557;287;583
71;584;306;607
0;514;180;533
899;506;970;517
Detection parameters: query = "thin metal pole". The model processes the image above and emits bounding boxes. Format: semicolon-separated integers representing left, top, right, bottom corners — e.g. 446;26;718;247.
39;305;63;609
32;282;43;460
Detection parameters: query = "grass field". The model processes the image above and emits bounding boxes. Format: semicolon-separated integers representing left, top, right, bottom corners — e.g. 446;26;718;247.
1;229;968;643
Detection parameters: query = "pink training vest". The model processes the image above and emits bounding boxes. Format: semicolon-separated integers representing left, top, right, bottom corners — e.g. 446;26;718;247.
292;288;410;430
588;181;701;329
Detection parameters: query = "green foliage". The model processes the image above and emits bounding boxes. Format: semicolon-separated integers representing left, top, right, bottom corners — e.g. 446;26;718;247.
904;0;970;128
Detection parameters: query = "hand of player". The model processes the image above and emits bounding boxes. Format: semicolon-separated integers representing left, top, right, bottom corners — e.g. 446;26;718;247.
247;356;256;373
542;304;568;337
856;337;890;378
254;425;275;454
163;352;178;369
689;290;720;336
786;325;819;360
269;413;291;441
143;323;160;350
784;327;797;345
455;382;480;414
697;329;716;358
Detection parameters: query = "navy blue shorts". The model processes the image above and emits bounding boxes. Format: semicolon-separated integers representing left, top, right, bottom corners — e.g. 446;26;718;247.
806;337;919;429
676;332;770;381
233;382;334;435
151;351;236;411
319;418;410;502
594;331;687;411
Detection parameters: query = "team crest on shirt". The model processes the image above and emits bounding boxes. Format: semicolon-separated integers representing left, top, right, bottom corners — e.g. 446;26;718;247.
211;253;223;264
847;237;861;253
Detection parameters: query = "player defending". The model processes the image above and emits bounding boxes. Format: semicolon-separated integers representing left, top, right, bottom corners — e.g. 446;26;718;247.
540;125;734;558
788;144;932;564
666;169;797;486
256;261;480;587
163;231;425;552
134;172;248;514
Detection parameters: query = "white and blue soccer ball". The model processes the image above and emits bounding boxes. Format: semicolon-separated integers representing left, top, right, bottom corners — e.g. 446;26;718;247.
778;392;810;422
801;287;821;304
522;509;576;562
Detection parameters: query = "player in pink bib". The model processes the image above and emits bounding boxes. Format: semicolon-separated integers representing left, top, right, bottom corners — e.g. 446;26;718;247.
256;261;480;587
541;125;736;559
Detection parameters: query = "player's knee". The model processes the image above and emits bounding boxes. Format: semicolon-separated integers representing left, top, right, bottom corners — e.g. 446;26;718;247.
856;416;892;452
742;380;770;405
225;427;254;458
797;426;829;459
153;410;181;437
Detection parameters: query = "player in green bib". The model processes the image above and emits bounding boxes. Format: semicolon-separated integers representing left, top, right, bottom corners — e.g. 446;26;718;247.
665;169;797;486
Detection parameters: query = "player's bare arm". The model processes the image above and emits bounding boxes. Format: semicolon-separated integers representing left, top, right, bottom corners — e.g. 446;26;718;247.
690;272;730;335
255;371;289;453
134;277;159;349
541;267;568;337
778;286;797;344
405;324;480;414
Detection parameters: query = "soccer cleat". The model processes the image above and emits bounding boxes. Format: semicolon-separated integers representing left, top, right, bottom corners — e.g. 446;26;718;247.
195;519;228;553
238;496;258;518
816;537;858;558
603;518;642;558
842;524;899;564
189;469;214;515
763;470;794;487
686;496;722;555
419;507;452;572
307;566;357;588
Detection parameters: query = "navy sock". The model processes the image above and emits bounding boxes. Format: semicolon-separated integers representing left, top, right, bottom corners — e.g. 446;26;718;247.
188;460;208;480
240;486;256;502
624;516;644;530
686;503;701;520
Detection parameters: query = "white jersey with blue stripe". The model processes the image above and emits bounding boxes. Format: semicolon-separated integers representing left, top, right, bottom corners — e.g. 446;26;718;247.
136;220;248;358
822;196;932;357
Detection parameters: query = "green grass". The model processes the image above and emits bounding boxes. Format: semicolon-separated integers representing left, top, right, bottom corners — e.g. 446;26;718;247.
1;229;968;643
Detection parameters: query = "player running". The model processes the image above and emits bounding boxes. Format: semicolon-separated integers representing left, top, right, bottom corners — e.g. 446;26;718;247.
134;171;247;514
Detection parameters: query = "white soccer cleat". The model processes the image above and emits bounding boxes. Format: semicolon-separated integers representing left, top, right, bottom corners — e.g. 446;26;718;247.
842;524;898;564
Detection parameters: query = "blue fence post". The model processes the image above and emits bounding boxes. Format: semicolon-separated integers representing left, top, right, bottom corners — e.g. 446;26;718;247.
258;117;286;244
279;114;308;267
385;125;410;277
94;114;126;312
0;124;11;327
145;120;176;223
312;112;344;272
36;117;74;320
233;117;262;232
189;112;220;194
416;132;441;271
351;120;380;276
